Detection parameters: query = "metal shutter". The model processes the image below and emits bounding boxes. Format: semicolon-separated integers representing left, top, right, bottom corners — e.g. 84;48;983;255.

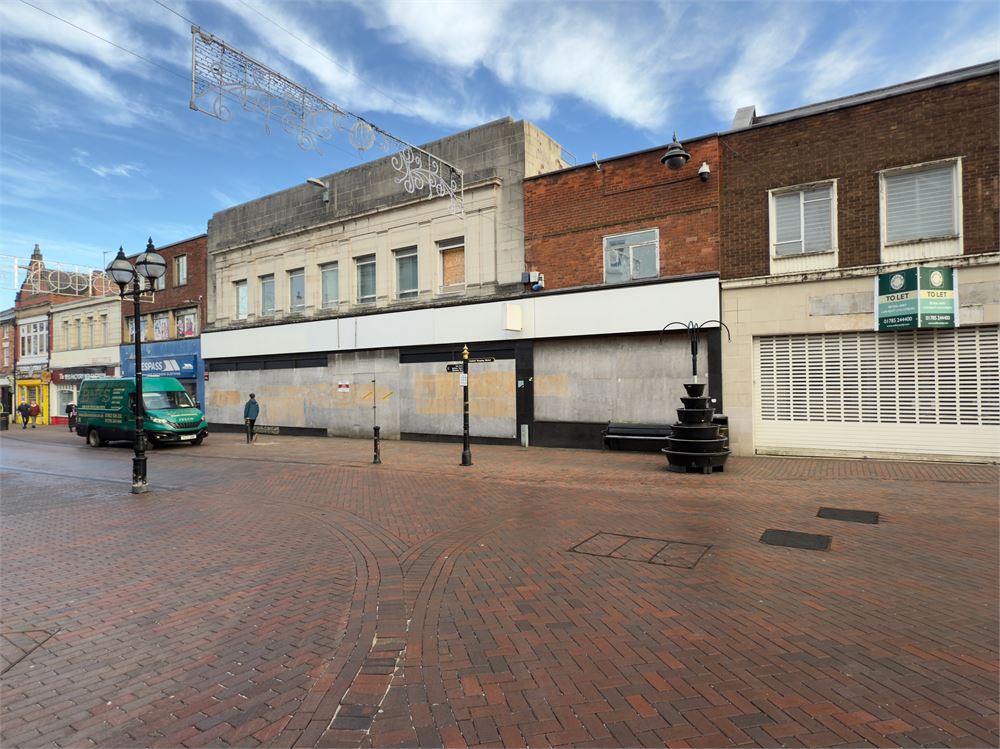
755;326;999;461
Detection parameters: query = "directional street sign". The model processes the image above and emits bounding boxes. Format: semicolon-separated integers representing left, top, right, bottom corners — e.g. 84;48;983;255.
446;364;463;372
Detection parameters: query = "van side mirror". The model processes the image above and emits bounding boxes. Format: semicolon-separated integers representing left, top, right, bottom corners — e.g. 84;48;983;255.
128;394;136;413
195;401;201;410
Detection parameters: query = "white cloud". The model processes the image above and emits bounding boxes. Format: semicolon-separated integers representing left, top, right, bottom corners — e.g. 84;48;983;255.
72;149;143;178
709;11;811;119
802;27;883;103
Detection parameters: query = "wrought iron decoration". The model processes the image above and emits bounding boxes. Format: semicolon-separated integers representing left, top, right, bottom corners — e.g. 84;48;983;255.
190;26;464;213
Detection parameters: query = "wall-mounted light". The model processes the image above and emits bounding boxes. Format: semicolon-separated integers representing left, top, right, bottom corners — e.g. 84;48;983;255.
698;162;711;182
306;177;329;204
660;132;690;170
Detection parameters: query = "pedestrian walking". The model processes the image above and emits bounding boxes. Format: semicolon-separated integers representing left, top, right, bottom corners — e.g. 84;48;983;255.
28;401;40;428
243;392;259;444
66;403;78;432
17;401;30;429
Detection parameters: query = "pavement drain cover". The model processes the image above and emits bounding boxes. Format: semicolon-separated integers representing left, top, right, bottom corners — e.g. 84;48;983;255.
569;532;710;569
817;507;879;524
760;529;831;551
1;630;56;675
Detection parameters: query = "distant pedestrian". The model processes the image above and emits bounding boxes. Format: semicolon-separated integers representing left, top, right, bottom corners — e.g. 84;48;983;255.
66;403;78;432
17;401;30;429
28;401;40;428
243;393;259;444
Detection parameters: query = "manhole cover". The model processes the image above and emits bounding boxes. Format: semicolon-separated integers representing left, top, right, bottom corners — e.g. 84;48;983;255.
817;507;879;524
760;529;831;551
570;532;710;569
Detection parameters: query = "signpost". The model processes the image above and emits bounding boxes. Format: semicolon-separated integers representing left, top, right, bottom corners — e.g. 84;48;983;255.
876;266;956;332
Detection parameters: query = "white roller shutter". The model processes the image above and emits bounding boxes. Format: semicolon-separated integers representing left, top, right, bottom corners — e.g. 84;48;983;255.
755;326;999;461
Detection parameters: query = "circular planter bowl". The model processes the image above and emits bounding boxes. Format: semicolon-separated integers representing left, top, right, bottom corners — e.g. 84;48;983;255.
668;437;727;453
681;397;710;409
670;423;720;440
683;383;706;397
676;408;715;424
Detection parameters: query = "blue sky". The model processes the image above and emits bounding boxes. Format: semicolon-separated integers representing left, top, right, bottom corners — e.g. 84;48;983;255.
1;0;998;309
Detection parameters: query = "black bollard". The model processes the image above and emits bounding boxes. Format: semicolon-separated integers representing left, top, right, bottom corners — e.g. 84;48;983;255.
373;424;382;464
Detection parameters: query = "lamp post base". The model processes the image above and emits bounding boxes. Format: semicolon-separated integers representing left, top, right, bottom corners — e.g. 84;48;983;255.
132;456;148;494
461;449;472;466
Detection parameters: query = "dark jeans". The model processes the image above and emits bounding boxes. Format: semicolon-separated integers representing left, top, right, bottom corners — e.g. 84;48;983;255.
246;419;256;443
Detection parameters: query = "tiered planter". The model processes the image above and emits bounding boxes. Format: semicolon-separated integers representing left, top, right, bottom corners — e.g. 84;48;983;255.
663;383;731;474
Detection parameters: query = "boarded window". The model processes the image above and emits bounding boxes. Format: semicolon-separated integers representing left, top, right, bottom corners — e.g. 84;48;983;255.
439;237;464;287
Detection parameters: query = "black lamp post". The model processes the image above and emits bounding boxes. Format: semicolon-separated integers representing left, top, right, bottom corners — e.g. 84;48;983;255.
460;344;472;466
107;239;166;494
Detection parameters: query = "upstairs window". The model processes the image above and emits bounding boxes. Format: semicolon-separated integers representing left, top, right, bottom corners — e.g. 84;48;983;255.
174;255;188;286
356;255;376;304
260;274;275;315
395;247;418;300
771;183;835;256
604;229;658;284
320;263;339;308
176;308;198;338
288;268;305;311
438;237;465;289
234;280;248;320
883;162;958;244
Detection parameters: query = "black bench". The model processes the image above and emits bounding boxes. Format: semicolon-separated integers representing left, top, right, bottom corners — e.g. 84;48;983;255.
603;423;673;452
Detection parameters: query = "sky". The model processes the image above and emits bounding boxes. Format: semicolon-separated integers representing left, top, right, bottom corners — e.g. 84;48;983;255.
1;0;998;309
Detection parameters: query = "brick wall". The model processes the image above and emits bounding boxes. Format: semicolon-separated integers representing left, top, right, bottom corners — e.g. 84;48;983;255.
524;138;720;290
120;235;208;337
720;73;999;279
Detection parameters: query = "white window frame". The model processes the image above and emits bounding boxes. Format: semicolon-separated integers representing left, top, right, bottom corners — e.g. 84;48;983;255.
288;268;305;311
259;274;275;315
602;229;659;285
356;255;376;304
394;247;419;300
320;262;339;309
880;158;962;262
235;280;248;320
769;180;837;258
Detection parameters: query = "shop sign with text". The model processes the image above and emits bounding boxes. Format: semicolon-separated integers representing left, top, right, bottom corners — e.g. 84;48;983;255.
876;267;957;331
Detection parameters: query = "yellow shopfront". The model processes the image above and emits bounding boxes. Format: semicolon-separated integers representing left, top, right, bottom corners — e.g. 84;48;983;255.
15;372;50;425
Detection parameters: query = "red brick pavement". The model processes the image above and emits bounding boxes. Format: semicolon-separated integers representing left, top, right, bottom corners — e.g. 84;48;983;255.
1;427;997;748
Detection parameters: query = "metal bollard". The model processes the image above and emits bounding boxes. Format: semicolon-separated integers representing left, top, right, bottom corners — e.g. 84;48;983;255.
373;425;382;464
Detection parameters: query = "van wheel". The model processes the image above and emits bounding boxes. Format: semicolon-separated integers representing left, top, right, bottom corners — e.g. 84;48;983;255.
87;429;103;447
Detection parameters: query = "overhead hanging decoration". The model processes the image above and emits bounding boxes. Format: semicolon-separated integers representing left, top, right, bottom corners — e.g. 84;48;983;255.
189;26;464;214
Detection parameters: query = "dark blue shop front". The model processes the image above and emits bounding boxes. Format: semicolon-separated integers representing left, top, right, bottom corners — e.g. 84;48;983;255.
120;338;205;407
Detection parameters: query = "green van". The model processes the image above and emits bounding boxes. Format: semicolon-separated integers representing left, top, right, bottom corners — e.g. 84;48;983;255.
77;377;208;447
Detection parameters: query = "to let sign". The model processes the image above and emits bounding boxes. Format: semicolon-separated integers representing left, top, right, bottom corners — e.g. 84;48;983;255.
875;266;956;332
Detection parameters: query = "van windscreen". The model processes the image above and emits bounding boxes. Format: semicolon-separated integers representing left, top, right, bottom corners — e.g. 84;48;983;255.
143;390;196;411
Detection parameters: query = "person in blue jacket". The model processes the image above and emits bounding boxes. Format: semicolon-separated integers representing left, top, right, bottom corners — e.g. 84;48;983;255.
243;393;260;444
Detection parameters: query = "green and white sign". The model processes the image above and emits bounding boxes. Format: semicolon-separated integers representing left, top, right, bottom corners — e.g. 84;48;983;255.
875;266;957;331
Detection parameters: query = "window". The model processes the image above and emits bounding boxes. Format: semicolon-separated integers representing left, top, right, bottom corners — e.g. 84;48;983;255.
235;280;248;319
126;316;148;343
3;344;9;367
260;275;275;315
100;315;108;346
153;312;170;340
19;321;47;357
174;255;188;286
152;273;166;292
439;237;464;288
288;268;305;311
771;183;835;256
356;255;376;303
395;247;418;299
176;308;198;338
603;230;658;284
883;162;958;244
320;263;339;308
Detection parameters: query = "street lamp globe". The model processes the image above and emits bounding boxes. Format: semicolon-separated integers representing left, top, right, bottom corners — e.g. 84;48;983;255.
107;246;137;290
134;238;166;281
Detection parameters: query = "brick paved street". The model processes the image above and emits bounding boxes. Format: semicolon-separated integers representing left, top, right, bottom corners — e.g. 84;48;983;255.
1;427;997;748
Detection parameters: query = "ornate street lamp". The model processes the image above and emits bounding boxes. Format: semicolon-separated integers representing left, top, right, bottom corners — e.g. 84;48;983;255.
107;238;166;494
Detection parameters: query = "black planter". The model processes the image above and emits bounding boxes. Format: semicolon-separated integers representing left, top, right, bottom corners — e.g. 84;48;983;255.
663;382;731;474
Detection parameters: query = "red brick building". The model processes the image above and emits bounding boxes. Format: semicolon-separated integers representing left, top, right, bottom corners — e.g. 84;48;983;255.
718;61;999;461
521;135;724;447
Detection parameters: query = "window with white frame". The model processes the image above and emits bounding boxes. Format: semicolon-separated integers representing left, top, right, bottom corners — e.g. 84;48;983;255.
882;161;959;245
152;273;166;292
288;268;305;310
19;321;47;357
235;280;248;319
603;230;658;284
153;312;170;340
174;255;188;286
438;237;465;289
320;263;339;308
394;247;418;299
356;255;376;303
260;274;275;315
771;182;835;256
